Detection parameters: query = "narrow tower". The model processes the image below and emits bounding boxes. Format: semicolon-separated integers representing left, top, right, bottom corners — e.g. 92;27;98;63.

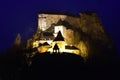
38;14;47;32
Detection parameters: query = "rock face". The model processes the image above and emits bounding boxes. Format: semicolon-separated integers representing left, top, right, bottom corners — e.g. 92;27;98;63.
28;12;117;62
7;33;22;55
14;33;21;46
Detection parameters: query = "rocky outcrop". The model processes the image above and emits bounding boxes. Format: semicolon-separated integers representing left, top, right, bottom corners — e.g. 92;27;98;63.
14;33;21;46
61;12;116;61
30;12;117;62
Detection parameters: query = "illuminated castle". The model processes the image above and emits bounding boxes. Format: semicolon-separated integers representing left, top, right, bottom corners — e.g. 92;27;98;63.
27;12;108;60
33;14;80;55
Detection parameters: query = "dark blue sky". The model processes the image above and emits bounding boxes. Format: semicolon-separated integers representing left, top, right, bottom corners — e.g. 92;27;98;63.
0;0;120;54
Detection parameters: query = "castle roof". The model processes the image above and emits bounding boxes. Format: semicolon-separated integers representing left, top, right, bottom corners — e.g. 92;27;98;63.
53;31;64;41
56;20;74;30
53;43;59;50
43;32;53;36
42;42;50;46
38;42;50;47
38;12;79;17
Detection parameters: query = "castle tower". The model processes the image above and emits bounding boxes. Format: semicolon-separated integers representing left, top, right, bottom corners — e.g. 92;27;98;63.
52;31;65;53
38;14;47;32
54;25;66;37
37;13;67;33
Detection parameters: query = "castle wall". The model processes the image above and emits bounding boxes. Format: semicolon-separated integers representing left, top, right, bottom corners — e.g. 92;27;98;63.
38;14;66;31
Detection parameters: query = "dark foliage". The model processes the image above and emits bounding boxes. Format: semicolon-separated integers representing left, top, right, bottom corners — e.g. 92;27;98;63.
0;49;120;80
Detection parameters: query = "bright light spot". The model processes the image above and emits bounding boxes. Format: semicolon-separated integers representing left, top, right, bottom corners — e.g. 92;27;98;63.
33;41;39;48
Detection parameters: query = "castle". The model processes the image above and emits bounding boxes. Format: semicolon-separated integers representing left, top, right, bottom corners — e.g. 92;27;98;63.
32;13;80;55
26;12;108;60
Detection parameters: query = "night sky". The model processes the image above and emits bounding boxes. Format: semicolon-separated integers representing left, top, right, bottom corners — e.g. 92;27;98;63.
0;0;120;54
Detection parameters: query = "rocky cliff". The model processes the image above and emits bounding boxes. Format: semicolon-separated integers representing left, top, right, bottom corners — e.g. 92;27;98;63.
64;12;117;62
